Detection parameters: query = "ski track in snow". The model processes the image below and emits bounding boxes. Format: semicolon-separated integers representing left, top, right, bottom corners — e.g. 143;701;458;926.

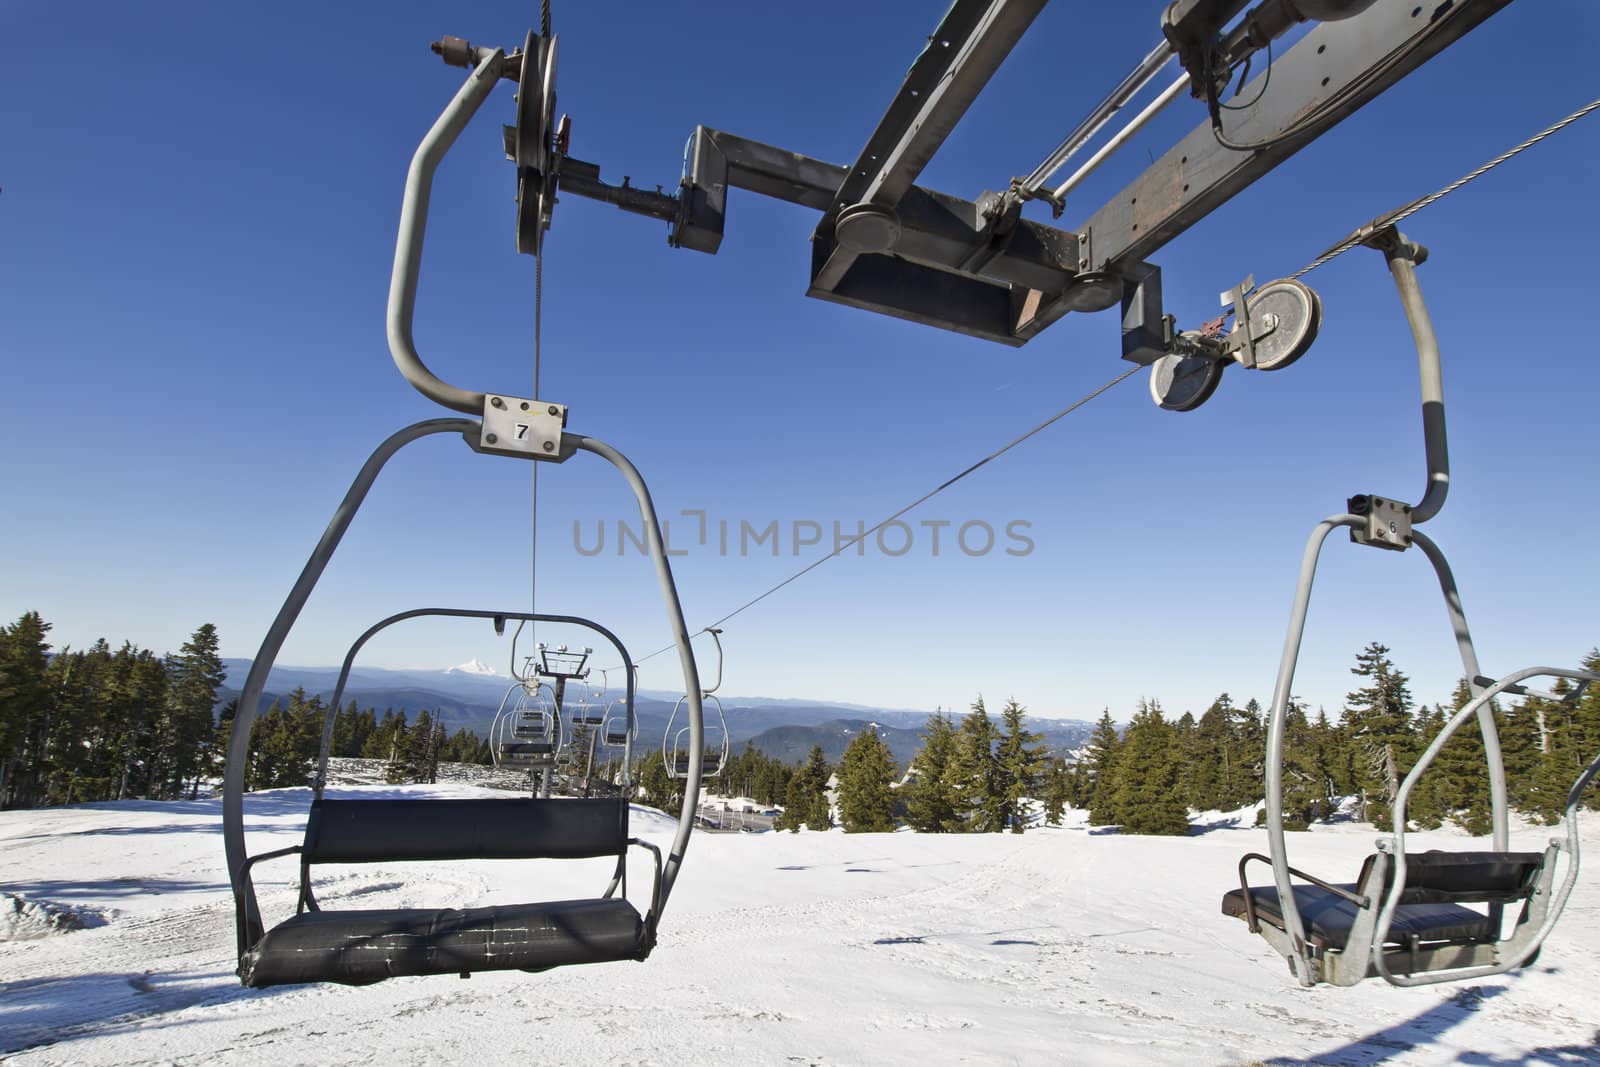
3;786;1600;1065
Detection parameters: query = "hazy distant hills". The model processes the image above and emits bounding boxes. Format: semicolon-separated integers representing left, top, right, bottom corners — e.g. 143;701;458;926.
219;660;1098;761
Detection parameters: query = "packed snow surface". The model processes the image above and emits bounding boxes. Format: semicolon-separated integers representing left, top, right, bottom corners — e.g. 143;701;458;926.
2;786;1598;1065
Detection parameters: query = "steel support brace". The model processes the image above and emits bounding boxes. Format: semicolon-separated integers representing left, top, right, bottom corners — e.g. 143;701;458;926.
1020;0;1513;343
670;127;1081;345
808;0;1047;313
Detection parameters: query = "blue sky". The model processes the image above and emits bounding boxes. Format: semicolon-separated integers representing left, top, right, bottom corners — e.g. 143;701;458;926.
3;1;1595;724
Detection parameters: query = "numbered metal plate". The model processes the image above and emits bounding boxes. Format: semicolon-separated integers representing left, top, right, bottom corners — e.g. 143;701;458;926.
1150;333;1226;411
1240;278;1321;371
514;32;559;256
479;395;566;460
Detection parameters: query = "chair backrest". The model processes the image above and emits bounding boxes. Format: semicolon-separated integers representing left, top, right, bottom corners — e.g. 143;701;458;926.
1358;849;1546;906
303;797;629;864
1396;850;1545;905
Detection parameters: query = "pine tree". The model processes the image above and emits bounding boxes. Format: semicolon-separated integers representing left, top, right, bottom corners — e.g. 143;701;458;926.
1110;699;1189;835
802;745;832;830
1524;684;1581;825
904;712;958;832
1309;707;1344;815
837;728;896;832
1280;700;1323;829
1190;695;1238;811
943;698;1002;832
165;623;225;799
636;749;675;812
1041;756;1073;825
0;612;54;808
1085;709;1122;826
1341;643;1415;829
996;698;1047;833
1575;650;1600;812
1172;711;1203;811
1235;698;1267;809
1411;679;1491;833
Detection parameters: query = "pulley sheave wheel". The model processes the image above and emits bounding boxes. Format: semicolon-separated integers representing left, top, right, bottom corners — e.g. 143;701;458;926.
1240;277;1321;371
514;31;559;256
1150;335;1226;412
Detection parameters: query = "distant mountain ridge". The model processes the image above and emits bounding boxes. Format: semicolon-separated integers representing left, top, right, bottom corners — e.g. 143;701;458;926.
219;660;1098;759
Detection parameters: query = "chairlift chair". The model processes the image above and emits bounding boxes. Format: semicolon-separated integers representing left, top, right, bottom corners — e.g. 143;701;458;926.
229;609;668;987
668;695;729;780
1222;229;1600;987
491;682;559;772
221;30;710;987
601;700;636;748
664;629;730;780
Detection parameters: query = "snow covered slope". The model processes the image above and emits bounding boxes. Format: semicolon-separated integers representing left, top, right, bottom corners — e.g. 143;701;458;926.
2;789;1597;1065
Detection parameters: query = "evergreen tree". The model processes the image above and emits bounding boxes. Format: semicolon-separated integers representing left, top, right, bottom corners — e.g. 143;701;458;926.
1524;683;1581;825
636;749;675;812
1309;707;1345;814
1235;698;1267;809
1280;700;1322;829
837;728;896;832
904;711;958;832
1109;699;1189;835
996;699;1047;833
1040;756;1073;825
1172;711;1203;811
943;698;1002;832
165;623;225;799
1085;709;1122;826
0;612;54;808
802;745;833;830
1190;695;1238;811
1575;650;1600;812
1341;643;1415;829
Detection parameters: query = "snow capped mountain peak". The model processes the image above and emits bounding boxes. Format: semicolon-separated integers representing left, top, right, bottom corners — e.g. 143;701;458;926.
444;658;498;677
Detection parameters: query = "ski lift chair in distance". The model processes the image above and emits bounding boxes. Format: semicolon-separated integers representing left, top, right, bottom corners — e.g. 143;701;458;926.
491;680;559;772
602;699;636;749
221;32;707;987
665;628;730;780
1221;228;1600;987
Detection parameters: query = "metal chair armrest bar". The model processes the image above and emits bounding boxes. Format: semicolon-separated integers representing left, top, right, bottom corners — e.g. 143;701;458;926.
1239;851;1369;934
629;837;664;929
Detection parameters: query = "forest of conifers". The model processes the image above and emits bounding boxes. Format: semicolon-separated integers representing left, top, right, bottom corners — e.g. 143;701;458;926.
2;612;1594;837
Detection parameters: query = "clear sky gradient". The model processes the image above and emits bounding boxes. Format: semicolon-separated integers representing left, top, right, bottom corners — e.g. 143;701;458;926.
3;1;1595;723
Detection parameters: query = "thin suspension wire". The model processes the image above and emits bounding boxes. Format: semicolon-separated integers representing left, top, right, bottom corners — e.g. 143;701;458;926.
531;251;543;624
623;365;1141;668
1287;97;1600;281
531;0;551;626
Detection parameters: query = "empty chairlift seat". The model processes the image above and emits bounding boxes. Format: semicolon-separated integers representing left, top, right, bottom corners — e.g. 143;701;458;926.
238;797;658;987
1222;849;1551;979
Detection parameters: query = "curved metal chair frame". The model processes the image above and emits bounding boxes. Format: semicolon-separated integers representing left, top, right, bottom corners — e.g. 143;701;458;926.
1238;227;1600;987
222;44;706;981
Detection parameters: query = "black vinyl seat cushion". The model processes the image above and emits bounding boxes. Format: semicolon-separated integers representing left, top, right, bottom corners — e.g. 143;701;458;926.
240;897;649;987
1221;884;1492;951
